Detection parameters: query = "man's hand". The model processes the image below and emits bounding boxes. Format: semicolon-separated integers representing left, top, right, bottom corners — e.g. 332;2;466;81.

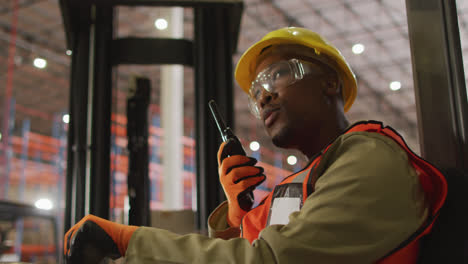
218;141;266;227
64;215;138;264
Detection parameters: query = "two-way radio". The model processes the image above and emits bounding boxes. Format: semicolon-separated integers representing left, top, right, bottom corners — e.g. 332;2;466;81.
208;100;255;211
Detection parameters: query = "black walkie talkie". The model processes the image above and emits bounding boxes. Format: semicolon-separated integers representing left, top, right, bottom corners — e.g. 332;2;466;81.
208;100;255;211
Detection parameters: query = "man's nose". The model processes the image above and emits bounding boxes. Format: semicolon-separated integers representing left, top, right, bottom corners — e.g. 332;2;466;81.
258;89;277;109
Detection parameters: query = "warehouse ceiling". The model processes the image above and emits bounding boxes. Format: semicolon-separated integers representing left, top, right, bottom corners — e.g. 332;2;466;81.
0;0;467;166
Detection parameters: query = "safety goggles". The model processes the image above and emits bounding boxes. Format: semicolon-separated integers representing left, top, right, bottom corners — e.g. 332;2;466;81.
248;58;328;119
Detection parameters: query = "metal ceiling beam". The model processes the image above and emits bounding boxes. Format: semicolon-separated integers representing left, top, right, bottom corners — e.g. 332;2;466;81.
378;0;409;41
0;0;45;15
0;21;69;66
0;55;68;88
328;3;411;103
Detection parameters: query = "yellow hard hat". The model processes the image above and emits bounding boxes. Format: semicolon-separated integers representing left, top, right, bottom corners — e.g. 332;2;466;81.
235;27;357;112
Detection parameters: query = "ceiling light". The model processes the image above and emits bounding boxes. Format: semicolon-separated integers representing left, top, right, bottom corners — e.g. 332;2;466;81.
249;141;260;151
0;133;2;140
62;114;70;124
352;43;365;54
287;155;297;165
390;81;401;91
35;198;53;210
33;58;47;69
66;50;72;56
154;18;168;30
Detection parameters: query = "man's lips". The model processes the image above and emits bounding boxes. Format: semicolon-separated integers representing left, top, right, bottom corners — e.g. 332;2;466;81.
263;108;280;127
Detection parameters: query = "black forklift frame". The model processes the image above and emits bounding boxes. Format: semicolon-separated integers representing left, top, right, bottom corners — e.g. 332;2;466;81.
59;0;242;234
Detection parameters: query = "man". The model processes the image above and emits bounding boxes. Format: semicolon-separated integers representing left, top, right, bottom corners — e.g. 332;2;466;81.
64;27;446;264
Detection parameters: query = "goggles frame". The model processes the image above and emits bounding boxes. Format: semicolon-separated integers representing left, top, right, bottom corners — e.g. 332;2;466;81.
248;58;328;119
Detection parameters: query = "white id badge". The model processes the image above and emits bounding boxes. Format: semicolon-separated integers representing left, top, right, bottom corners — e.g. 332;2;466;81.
268;197;301;225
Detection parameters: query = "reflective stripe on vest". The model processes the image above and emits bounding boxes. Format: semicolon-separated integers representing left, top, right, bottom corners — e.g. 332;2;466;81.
240;121;447;263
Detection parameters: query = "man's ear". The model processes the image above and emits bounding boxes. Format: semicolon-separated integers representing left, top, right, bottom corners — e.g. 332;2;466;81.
322;75;340;96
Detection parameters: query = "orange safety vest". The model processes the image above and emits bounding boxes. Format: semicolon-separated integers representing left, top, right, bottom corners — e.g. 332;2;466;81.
240;121;447;263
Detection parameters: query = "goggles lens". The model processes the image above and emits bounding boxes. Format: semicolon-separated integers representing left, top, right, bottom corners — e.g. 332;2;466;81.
250;61;297;101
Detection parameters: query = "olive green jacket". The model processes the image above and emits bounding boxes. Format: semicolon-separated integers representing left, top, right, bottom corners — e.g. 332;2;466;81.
125;131;428;264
